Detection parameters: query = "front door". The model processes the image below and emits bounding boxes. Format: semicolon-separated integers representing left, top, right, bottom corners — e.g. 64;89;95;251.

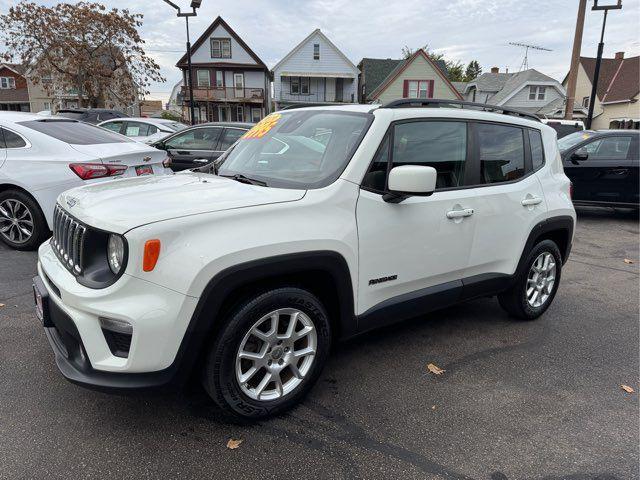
234;73;244;98
356;120;475;320
162;126;222;171
335;78;344;102
563;134;635;204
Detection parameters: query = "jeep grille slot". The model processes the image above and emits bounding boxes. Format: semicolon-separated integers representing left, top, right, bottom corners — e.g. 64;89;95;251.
52;204;86;275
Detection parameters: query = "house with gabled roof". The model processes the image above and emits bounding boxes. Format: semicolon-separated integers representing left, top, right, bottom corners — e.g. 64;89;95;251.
272;29;359;110
358;49;461;104
0;63;30;112
462;67;572;119
561;52;639;129
175;16;270;124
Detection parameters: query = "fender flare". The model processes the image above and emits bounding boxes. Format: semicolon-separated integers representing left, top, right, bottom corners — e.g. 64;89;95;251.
514;215;574;277
170;250;356;385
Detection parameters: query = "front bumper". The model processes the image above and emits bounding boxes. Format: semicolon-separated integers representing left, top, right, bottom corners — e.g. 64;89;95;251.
36;240;199;390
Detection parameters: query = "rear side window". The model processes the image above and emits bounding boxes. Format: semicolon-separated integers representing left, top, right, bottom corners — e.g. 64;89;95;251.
477;123;525;184
101;121;124;133
19;120;131;145
529;129;544;170
1;128;27;148
125;122;152;137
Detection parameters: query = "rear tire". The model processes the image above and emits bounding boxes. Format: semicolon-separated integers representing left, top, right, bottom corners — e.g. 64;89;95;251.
202;287;331;420
0;190;49;251
498;239;562;320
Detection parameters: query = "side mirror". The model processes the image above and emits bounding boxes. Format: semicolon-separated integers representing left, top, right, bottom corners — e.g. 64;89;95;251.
384;165;437;203
571;150;588;164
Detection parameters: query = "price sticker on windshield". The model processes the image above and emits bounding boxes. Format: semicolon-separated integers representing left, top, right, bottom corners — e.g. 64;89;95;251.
243;113;282;139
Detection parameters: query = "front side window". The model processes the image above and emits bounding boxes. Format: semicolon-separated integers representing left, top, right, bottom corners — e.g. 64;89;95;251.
19;120;131;145
477;123;525;184
580;136;632;160
197;70;210;87
211;38;231;58
217;111;371;189
164;127;222;150
529;129;545;170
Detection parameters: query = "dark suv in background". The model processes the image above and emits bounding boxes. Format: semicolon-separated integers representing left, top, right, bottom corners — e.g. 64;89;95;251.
559;130;639;208
152;122;253;171
57;108;128;124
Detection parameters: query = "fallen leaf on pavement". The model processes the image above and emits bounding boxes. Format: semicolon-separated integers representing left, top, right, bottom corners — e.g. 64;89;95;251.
226;438;243;449
621;385;635;393
624;259;634;264
0;303;5;308
427;363;445;375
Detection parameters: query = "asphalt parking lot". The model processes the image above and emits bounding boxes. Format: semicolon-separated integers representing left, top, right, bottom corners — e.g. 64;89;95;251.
1;207;638;480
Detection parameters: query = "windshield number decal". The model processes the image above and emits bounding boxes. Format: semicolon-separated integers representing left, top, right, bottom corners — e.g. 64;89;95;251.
243;113;281;139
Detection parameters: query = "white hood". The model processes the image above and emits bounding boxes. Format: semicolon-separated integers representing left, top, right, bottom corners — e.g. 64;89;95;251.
57;172;306;234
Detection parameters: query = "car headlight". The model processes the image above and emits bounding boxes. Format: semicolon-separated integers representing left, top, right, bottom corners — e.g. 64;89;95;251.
107;234;125;274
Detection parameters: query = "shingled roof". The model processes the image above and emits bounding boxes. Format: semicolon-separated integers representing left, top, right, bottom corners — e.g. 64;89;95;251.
579;55;639;103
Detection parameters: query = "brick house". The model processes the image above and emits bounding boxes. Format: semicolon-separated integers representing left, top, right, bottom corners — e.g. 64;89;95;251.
0;63;30;112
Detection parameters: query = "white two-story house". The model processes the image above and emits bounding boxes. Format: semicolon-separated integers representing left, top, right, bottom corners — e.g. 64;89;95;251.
176;16;270;124
272;29;359;110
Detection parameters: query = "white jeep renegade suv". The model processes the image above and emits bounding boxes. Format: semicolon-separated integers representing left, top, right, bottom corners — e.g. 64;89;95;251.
34;100;575;419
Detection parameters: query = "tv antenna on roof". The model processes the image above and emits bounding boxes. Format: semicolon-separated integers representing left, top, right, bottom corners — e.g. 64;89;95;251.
509;42;553;71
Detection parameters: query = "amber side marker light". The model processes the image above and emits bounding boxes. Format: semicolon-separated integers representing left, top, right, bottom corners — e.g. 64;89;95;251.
143;239;161;272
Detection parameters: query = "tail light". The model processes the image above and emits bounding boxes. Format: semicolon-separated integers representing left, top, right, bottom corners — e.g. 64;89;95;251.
69;163;127;180
162;156;172;168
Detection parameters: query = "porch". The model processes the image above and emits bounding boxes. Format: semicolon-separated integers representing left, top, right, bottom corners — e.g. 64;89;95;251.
182;101;264;124
278;74;356;104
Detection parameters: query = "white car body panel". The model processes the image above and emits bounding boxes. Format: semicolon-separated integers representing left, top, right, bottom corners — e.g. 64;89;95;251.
36;105;576;376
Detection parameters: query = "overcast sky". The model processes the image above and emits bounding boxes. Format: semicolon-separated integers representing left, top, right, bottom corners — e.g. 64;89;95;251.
1;0;639;103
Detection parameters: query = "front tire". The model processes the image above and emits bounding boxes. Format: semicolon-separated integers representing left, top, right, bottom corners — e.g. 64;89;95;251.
202;287;331;419
0;190;49;250
498;239;562;320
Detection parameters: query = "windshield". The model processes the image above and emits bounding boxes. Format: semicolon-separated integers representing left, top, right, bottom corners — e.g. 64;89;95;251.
166;122;187;132
557;131;594;152
217;110;371;189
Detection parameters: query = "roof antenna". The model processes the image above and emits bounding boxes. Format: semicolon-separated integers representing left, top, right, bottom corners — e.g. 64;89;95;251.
509;42;552;71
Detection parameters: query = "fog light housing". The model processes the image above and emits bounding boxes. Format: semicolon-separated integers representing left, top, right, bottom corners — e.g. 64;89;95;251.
99;317;133;335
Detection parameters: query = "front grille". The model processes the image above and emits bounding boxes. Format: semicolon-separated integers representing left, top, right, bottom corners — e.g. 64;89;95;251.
52;204;87;275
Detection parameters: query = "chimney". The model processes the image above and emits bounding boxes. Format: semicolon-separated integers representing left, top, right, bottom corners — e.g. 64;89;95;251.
491;67;499;74
615;51;624;60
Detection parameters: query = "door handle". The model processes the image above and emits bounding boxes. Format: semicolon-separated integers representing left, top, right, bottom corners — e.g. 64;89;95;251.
446;208;474;219
521;196;543;206
193;158;210;163
609;168;629;175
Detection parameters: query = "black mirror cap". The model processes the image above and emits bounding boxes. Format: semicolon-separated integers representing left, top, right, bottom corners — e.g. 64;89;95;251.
571;151;588;163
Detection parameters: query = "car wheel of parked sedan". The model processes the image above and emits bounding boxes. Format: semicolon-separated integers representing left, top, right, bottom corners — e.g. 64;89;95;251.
202;287;331;419
498;239;562;320
0;190;49;251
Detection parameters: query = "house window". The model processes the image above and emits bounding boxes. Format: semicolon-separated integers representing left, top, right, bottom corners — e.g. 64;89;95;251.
251;108;262;123
0;77;16;89
215;71;224;87
211;38;231;59
301;77;310;94
405;80;432;99
236;106;244;122
313;43;320;60
196;70;210;87
529;86;546;101
582;96;590;108
43;102;51;111
290;77;300;94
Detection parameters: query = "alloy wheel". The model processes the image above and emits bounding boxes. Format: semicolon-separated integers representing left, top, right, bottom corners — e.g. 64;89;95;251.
235;308;317;401
0;199;34;245
526;252;556;308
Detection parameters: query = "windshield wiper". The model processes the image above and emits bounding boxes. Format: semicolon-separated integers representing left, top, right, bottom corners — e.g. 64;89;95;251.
221;173;267;187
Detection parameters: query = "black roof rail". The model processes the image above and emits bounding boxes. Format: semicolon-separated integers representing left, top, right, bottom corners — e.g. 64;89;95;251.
380;99;541;122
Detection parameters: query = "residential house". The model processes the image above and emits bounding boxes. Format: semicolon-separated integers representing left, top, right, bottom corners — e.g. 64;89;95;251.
0;63;30;112
462;67;573;118
272;29;359;110
562;52;639;129
358;49;461;104
176;16;270;124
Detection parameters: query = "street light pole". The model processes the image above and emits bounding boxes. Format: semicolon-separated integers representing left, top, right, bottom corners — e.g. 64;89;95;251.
586;0;622;129
162;0;202;125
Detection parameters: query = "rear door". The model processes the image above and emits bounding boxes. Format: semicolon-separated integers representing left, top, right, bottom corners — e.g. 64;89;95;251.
464;122;547;279
162;126;222;171
565;135;634;204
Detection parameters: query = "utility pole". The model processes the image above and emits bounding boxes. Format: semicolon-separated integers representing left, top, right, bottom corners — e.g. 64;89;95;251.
586;0;622;129
162;0;202;125
564;0;587;120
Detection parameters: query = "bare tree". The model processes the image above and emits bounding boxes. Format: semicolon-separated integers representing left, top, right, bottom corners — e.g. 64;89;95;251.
0;1;164;108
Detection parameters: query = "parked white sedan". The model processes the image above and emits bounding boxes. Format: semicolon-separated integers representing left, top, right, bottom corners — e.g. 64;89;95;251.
98;117;187;144
0;112;170;250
